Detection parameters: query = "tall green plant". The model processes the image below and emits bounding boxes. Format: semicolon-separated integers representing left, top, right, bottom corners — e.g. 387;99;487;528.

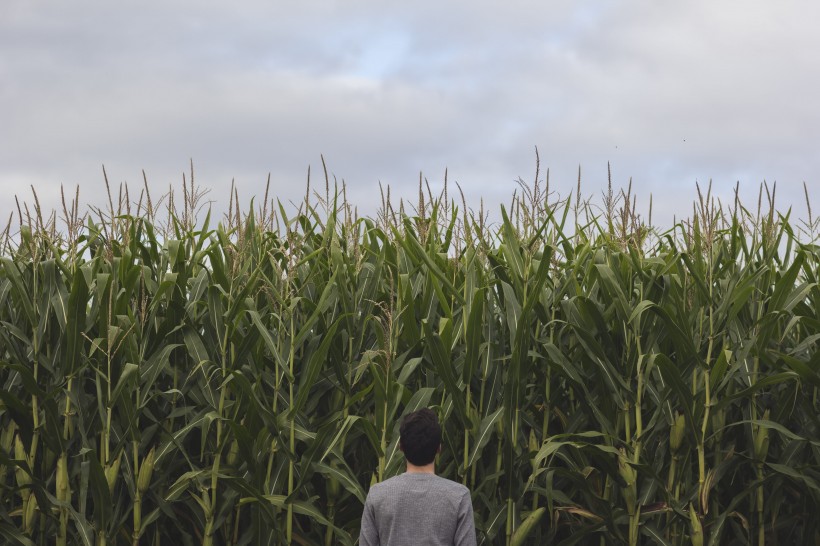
1;170;818;545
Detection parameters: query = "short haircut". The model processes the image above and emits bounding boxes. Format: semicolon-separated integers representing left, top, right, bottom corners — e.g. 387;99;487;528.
400;408;441;466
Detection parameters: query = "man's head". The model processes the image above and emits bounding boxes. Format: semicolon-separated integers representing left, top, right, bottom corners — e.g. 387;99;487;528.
399;408;442;466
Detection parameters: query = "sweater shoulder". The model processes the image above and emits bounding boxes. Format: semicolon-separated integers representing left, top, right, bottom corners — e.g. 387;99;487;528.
368;474;471;498
434;476;470;495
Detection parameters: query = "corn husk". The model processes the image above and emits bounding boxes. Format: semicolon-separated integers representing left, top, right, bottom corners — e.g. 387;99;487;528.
670;411;685;453
137;447;155;494
689;503;703;546
56;453;70;503
326;475;341;503
226;439;240;468
1;423;15;453
23;494;38;535
105;452;122;496
14;435;31;498
618;451;637;514
510;507;546;546
528;430;539;472
754;409;771;461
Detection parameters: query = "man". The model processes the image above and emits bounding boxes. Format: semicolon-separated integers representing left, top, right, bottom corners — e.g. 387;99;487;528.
359;408;476;546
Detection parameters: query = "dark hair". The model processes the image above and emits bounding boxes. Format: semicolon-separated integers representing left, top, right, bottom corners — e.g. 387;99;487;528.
400;408;441;466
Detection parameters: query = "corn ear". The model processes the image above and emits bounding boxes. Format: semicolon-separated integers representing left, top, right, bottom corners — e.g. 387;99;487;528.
14;434;28;465
105;452;122;496
468;404;478;432
754;410;771;461
712;407;726;444
699;468;716;514
23;494;37;535
326;476;341;502
56;453;70;503
327;477;342;502
618;450;637;513
137;447;155;494
326;461;341;501
528;430;539;472
689;503;703;546
14;435;31;499
1;422;14;453
0;425;13;480
226;439;239;468
195;489;212;516
670;411;685;453
510;507;546;546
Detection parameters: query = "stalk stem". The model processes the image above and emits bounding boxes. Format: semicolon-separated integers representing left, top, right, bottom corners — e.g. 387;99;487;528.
463;387;470;485
132;440;140;546
58;377;74;546
757;463;765;546
287;313;295;544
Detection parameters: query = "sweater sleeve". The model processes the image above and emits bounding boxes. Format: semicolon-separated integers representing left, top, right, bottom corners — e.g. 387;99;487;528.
454;490;477;546
359;492;379;546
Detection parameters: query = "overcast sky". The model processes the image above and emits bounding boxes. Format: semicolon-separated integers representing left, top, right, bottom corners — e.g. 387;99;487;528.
2;0;818;233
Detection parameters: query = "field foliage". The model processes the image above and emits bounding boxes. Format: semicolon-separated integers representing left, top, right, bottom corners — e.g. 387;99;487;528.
1;165;819;545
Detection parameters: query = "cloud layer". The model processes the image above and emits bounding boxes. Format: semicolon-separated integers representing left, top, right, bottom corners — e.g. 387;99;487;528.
2;0;817;230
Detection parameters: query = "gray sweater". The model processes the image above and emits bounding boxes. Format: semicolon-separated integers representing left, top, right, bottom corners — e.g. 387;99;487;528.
359;473;476;546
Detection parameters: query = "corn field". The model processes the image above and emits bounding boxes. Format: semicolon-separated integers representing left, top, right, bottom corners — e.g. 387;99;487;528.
1;165;819;545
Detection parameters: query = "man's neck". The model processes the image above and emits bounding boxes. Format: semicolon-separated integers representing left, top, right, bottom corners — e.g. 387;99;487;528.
405;462;435;474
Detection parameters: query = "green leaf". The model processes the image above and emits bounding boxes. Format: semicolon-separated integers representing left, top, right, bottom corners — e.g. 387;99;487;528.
63;267;89;376
292;317;343;416
247;309;294;381
424;322;467;422
715;372;799;411
655;354;697;443
111;363;139;405
766;463;820;492
314;461;366;505
465;407;503;469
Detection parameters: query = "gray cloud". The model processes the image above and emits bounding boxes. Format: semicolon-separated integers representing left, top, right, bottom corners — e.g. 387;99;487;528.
1;0;817;234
